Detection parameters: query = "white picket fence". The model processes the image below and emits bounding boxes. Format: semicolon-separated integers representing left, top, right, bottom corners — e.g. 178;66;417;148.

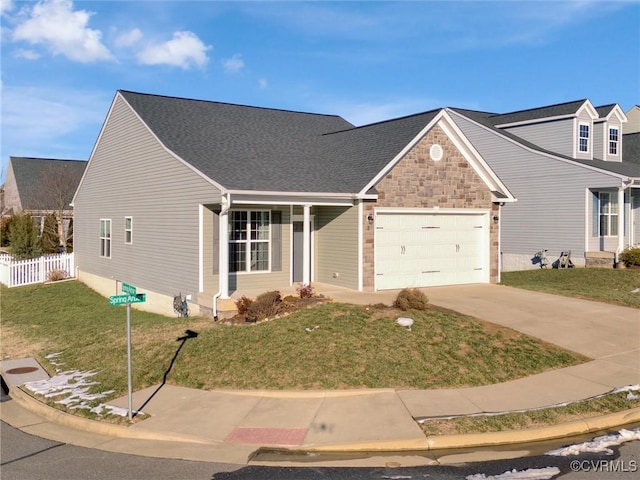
0;252;75;288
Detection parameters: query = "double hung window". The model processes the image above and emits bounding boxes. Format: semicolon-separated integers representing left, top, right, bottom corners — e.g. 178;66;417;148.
229;211;270;272
578;123;590;153
598;193;618;236
608;128;619;156
100;219;111;258
124;217;133;244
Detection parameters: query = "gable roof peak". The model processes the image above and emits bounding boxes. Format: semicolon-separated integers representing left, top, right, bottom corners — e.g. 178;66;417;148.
117;89;345;121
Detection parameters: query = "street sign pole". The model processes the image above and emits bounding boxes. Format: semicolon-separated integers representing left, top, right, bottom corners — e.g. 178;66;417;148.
109;284;146;422
126;302;133;421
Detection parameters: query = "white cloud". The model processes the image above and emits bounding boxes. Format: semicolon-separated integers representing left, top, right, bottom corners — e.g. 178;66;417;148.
258;78;268;90
14;48;40;60
137;31;211;69
11;0;113;63
222;53;244;74
1;0;13;15
114;28;142;48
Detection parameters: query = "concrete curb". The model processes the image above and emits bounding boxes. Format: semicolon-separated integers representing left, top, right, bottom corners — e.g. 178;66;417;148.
294;407;640;453
8;383;640;457
9;386;213;445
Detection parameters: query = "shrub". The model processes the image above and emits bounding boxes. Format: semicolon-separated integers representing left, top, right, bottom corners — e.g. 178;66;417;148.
8;213;43;260
0;216;14;247
619;247;640;267
235;295;253;315
246;291;283;322
47;269;68;282
296;283;315;299
394;288;429;311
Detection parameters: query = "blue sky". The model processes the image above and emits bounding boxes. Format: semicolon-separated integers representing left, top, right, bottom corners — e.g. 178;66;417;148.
1;0;639;182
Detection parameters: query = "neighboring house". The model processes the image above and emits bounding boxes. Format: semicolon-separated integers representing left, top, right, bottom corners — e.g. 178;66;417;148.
624;106;640;134
72;91;515;317
448;99;640;271
3;157;87;243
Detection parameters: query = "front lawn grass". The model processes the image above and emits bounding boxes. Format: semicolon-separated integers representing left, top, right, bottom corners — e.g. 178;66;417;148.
501;268;640;308
421;390;640;435
2;281;587;398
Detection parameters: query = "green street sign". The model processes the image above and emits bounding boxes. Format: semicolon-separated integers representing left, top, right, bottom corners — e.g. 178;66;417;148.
109;293;146;306
122;283;137;295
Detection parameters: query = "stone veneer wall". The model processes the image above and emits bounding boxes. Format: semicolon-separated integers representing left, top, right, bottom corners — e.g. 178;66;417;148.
362;124;500;290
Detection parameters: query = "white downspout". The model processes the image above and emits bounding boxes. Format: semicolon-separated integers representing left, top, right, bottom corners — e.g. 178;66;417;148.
497;204;502;283
213;193;230;320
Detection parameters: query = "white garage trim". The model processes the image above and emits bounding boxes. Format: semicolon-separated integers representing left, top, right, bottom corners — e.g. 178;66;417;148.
374;208;491;291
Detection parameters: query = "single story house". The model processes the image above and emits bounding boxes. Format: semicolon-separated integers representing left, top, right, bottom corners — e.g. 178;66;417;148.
73;92;639;317
3;157;86;243
72;90;515;317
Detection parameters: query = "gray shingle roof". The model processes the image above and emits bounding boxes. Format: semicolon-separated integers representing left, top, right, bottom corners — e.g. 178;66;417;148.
120;90;442;194
9;157;86;210
488;99;587;126
119;91;639;196
595;104;617;118
120;91;357;192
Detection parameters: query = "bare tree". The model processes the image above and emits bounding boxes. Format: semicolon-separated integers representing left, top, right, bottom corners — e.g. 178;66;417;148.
30;162;83;250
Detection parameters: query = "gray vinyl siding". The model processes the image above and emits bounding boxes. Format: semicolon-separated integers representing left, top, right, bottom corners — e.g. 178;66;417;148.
451;113;621;264
74;95;221;300
226;206;290;294
503;118;574;157
315;205;358;289
593;121;605;160
2;164;21;211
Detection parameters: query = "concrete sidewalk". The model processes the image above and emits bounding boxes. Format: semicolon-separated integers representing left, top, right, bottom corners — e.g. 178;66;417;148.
2;284;639;466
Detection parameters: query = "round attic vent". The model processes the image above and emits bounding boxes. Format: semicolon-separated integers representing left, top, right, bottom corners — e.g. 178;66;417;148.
430;144;443;161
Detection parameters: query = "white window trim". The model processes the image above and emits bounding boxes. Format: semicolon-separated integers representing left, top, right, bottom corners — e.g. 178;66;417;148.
578;122;590;154
608;127;619;156
598;192;619;237
100;218;111;259
124;216;133;244
229;209;271;274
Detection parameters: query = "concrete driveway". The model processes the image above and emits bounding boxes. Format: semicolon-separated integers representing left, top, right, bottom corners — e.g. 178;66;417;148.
423;284;639;360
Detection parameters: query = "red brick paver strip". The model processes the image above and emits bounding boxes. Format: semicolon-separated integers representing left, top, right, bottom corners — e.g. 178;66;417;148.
225;427;308;445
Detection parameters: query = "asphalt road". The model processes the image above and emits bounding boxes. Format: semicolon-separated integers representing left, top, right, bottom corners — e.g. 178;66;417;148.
2;420;638;480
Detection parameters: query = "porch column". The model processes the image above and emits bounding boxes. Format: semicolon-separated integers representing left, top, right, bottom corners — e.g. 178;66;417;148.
617;187;625;255
303;204;311;285
219;208;230;299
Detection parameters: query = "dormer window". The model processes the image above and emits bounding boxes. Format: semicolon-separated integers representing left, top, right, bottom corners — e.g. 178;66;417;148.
579;123;590;153
608;127;619;155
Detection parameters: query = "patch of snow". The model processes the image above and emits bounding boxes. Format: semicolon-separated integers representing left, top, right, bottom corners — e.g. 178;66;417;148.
23;366;134;419
466;467;560;480
45;352;65;372
546;428;640;456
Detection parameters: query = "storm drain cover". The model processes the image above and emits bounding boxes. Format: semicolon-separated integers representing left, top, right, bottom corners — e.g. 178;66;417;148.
6;367;39;375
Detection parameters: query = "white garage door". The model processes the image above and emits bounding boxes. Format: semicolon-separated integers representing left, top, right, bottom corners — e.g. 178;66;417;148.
375;212;488;290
